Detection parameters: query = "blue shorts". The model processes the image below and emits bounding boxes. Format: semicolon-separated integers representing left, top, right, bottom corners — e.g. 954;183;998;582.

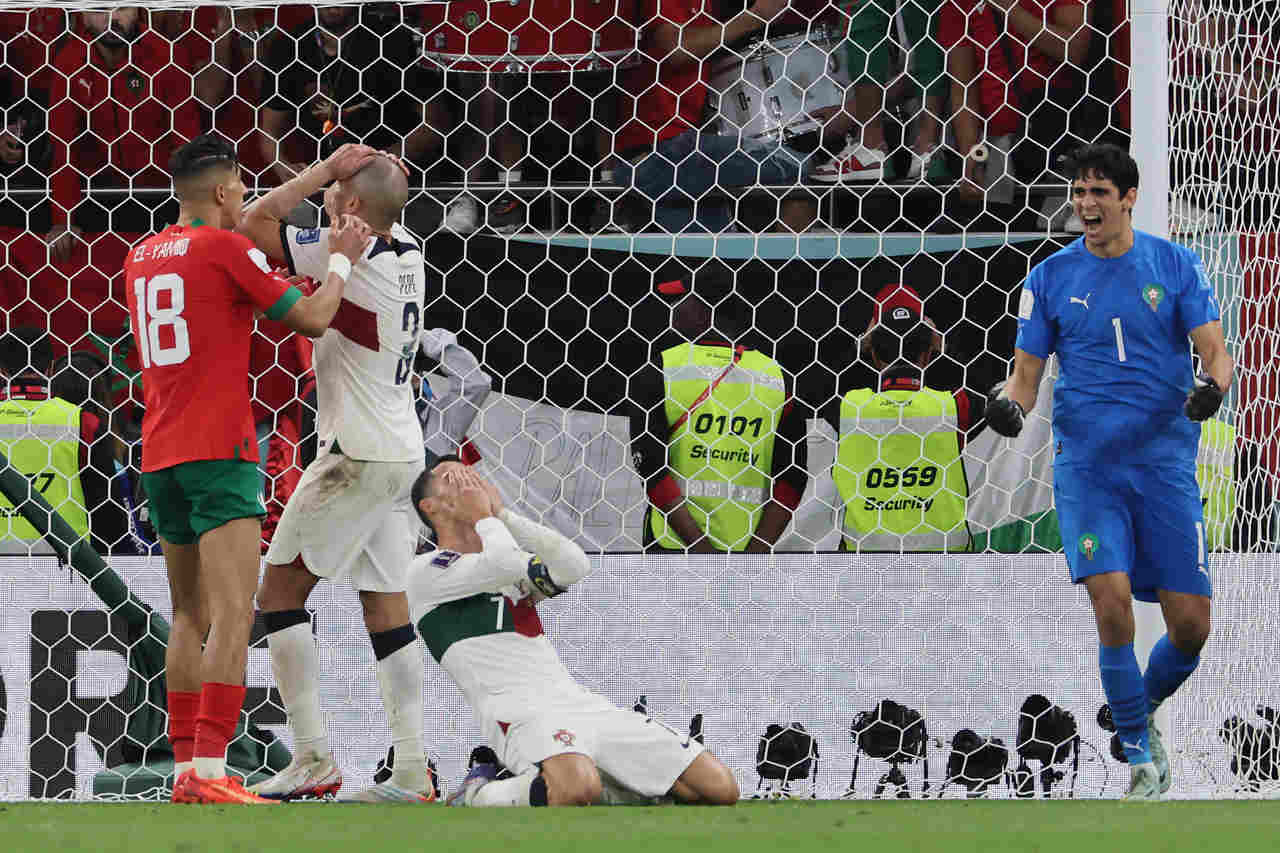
1053;464;1211;603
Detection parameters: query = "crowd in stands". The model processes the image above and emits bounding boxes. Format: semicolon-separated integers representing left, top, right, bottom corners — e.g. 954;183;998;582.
0;4;1275;554
0;2;1152;235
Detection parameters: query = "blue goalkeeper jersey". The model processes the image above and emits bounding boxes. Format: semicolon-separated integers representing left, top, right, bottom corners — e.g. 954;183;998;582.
1015;230;1221;469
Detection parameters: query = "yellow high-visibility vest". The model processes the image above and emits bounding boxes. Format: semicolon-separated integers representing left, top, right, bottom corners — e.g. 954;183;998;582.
1196;418;1235;552
651;343;787;551
0;396;89;547
833;386;970;552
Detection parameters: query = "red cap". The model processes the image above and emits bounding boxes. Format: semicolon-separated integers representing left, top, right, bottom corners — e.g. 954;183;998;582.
872;283;924;325
657;279;687;296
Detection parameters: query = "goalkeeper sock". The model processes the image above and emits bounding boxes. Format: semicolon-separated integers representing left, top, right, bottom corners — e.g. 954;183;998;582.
265;609;330;760
371;624;427;792
1099;643;1152;765
1144;633;1201;714
167;689;200;777
193;682;246;780
471;770;545;807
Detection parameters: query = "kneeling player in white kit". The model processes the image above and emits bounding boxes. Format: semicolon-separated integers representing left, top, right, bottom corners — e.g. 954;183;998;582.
409;457;740;807
239;145;431;802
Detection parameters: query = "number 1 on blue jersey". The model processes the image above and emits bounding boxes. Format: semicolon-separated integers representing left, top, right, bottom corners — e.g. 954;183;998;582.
1112;318;1127;362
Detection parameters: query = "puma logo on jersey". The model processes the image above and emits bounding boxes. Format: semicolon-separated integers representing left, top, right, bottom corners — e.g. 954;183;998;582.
1070;293;1091;310
1121;741;1143;752
1198;564;1210;577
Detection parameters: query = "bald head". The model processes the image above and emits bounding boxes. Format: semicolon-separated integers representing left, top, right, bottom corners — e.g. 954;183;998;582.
347;156;408;231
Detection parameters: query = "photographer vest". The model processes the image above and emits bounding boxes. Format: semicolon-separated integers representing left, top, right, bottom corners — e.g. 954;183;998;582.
0;395;89;549
1196;418;1235;552
834;386;970;552
651;343;786;551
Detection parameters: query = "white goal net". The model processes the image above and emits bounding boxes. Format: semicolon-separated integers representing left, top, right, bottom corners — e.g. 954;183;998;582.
0;0;1277;801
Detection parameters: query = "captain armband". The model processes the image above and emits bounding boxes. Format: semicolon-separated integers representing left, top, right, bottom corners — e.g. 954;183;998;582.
527;555;567;599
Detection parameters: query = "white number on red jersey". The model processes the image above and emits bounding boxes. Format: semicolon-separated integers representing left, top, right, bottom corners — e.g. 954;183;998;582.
132;273;191;368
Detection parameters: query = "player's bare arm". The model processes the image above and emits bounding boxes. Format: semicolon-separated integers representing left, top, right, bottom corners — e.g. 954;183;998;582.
1186;320;1234;421
987;348;1045;437
276;213;372;338
238;143;379;260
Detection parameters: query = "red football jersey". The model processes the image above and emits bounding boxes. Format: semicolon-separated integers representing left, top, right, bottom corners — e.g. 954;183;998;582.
124;224;302;471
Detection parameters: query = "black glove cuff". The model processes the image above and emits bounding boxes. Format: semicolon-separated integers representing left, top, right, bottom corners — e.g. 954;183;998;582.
527;555;566;599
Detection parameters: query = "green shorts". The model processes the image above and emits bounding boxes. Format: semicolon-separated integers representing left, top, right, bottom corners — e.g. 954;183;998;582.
141;459;265;545
842;0;945;97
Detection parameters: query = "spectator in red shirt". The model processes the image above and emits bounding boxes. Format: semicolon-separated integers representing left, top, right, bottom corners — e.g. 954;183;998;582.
610;0;819;232
939;0;1089;196
45;7;201;260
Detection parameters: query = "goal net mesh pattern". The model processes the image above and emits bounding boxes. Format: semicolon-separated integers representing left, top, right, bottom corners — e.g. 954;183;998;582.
0;0;1276;801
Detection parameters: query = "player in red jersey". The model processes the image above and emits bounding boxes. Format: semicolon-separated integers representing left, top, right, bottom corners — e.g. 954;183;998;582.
124;134;376;804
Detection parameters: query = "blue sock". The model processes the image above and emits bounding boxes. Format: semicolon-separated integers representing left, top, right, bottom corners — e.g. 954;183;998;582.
1099;643;1152;765
1144;633;1201;714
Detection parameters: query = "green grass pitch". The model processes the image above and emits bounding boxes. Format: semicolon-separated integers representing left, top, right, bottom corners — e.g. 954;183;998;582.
6;800;1280;853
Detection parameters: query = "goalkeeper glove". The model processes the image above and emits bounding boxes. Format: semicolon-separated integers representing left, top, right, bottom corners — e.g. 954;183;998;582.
1185;371;1224;421
986;396;1025;438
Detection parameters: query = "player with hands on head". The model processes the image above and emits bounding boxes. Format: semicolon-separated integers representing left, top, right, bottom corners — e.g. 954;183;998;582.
238;142;433;803
995;143;1233;800
125;134;359;805
409;457;741;808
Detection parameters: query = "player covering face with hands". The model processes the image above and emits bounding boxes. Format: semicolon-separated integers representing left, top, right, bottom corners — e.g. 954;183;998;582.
986;144;1233;800
409;458;741;807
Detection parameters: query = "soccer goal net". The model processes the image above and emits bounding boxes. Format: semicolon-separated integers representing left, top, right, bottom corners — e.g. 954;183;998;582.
0;0;1277;801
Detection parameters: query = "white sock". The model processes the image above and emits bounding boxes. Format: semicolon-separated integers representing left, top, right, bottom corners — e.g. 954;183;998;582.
375;641;427;791
174;761;194;778
472;770;538;807
498;169;522;184
194;757;225;779
267;621;330;761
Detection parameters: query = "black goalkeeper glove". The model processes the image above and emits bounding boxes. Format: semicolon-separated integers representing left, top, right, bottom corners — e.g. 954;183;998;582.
1185;371;1224;421
986;396;1026;438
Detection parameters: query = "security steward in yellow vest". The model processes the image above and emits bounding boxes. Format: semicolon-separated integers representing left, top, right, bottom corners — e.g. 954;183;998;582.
831;300;984;552
0;327;119;555
629;282;808;552
1195;418;1235;551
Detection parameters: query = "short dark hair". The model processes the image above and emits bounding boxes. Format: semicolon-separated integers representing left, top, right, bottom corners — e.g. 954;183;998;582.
0;326;53;378
1062;143;1140;197
411;454;462;528
169;133;239;185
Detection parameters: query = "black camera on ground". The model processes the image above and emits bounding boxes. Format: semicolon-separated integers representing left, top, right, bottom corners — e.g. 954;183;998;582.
755;723;819;799
848;700;928;798
1220;706;1280;790
373;746;443;799
943;729;1009;798
1014;694;1080;798
1097;703;1129;764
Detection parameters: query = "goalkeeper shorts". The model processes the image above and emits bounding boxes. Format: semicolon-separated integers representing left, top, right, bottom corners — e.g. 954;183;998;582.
1054;463;1212;602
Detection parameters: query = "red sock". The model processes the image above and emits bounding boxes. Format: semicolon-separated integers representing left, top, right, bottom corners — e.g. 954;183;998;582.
167;690;201;765
193;682;246;763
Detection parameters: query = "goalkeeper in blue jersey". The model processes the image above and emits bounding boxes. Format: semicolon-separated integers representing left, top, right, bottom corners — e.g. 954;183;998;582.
986;144;1234;801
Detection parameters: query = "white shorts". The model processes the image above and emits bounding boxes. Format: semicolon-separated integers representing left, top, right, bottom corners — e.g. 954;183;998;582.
265;452;423;592
495;707;706;799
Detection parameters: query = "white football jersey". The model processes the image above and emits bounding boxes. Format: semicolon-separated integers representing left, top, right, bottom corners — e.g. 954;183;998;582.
282;222;425;462
408;514;605;731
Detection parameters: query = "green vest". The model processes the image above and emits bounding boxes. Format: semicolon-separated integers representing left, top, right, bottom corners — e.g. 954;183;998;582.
651;344;787;551
833;386;970;552
1196;418;1235;552
0;396;89;546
